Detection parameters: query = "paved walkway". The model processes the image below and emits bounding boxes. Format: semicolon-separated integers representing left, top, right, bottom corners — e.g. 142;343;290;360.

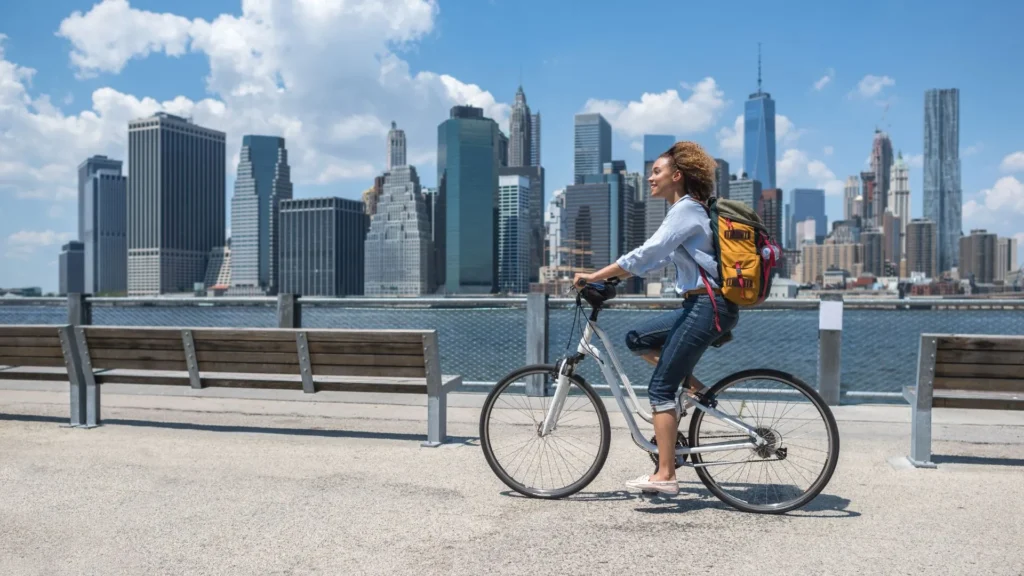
1;383;1023;575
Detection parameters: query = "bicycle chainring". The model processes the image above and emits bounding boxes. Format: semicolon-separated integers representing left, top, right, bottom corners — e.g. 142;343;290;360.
649;431;688;470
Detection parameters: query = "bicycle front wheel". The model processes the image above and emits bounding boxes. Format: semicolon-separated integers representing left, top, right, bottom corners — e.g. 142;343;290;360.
480;364;610;499
688;369;840;514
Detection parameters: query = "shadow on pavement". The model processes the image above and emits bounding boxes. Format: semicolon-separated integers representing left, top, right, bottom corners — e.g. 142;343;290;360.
932;454;1024;467
501;484;859;518
0;412;478;445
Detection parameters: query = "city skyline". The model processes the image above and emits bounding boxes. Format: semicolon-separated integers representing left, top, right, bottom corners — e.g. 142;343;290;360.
1;0;1023;291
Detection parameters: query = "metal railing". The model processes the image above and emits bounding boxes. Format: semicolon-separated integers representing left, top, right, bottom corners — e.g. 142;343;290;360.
2;293;1023;405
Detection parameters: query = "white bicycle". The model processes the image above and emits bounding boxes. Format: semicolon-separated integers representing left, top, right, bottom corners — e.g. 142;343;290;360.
480;277;840;514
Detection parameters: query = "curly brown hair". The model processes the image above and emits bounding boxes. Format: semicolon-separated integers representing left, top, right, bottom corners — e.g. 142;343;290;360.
659;141;717;204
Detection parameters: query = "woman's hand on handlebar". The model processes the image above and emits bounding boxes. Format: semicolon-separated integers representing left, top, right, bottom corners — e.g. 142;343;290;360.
572;272;593;289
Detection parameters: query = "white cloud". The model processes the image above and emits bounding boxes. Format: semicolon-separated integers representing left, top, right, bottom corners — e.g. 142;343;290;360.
963;176;1024;245
823;146;834;156
716;113;803;164
906;153;924;168
1000;151;1024;173
629;140;643;152
4;230;73;259
853;74;895;99
813;68;834;91
962;143;983;157
2;0;509;214
581;78;726;139
776;149;844;197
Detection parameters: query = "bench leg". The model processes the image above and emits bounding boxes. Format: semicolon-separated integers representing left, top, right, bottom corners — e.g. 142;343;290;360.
423;386;447;448
74;327;101;429
908;402;936;468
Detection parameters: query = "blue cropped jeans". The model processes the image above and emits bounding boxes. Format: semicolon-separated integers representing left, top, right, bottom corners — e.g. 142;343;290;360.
624;293;740;413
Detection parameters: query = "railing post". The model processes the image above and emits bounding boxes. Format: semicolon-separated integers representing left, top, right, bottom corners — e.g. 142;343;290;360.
817;293;843;406
67;293;92;326
277;293;301;328
525;293;549;396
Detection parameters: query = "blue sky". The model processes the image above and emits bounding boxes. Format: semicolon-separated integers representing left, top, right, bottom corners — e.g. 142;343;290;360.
2;0;1023;291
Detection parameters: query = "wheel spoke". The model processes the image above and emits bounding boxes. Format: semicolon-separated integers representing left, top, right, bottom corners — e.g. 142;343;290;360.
690;372;839;513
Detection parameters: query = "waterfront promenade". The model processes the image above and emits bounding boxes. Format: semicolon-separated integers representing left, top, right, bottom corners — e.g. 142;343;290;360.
2;382;1023;575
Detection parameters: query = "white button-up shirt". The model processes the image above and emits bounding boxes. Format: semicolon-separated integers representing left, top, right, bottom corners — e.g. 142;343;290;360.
615;196;720;293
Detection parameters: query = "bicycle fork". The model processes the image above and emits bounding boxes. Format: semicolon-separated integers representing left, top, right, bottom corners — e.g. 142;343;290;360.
539;359;572;437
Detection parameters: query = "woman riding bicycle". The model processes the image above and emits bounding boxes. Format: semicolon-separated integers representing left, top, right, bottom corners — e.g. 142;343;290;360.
572;140;739;496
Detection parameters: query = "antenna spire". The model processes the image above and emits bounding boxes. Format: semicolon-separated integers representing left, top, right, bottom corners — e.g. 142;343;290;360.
757;42;762;93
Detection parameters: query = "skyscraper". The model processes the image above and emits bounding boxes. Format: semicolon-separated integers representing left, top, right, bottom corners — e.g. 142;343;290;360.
438;105;503;293
230;135;293;295
574;113;611;183
78;155;122;244
861;230;885;277
59;241;85;296
546;188;566;269
871;130;894;224
882;211;902;271
759;188;783;243
715;158;730;199
279;197;366;297
860;171;876;225
78;155;127;295
127;112;225;295
499;166;545;284
924;88;962;273
509;86;532;168
890;152;911;254
997;237;1018;281
563;183;611;271
641;135;676;258
743;46;776;189
959;229;997;284
387;121;406;171
792;188;827;244
906;219;938;278
843;176;859;221
498;175;531;293
730;177;763;213
364;166;432;296
529;112;542;167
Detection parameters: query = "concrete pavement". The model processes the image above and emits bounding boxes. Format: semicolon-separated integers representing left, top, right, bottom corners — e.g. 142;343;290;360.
1;383;1023;575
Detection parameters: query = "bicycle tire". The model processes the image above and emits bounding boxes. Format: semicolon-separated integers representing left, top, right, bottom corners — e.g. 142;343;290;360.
480;364;611;499
688;368;840;514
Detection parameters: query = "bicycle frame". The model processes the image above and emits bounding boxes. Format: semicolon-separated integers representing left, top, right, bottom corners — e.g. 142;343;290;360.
539;315;768;457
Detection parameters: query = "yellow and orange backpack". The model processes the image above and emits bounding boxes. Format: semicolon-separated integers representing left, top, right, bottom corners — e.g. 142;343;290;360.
700;197;781;307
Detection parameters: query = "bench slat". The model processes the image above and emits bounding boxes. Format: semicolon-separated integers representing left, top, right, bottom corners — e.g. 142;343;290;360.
0;336;62;348
935;363;1024;380
0;367;70;380
936;337;1024;353
932;389;1024;410
191;329;298;343
305;330;427;345
933;376;1024;393
79;337;187;351
313;365;426;378
82;327;182;340
0;356;67;368
936;349;1024;366
90;372;429;395
195;351;298;365
308;341;424;356
90;348;186;362
0;326;64;338
193;340;297;353
90;359;186;371
0;345;65;359
309;353;424;368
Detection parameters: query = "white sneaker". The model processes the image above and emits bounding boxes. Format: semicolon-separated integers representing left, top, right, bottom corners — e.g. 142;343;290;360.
625;474;679;495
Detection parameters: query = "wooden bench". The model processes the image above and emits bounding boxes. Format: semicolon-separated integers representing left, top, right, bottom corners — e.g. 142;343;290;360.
0;324;88;425
0;324;461;446
904;333;1024;467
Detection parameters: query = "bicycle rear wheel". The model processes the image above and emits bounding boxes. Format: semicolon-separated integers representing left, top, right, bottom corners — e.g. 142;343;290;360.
480;364;610;499
688;369;840;514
